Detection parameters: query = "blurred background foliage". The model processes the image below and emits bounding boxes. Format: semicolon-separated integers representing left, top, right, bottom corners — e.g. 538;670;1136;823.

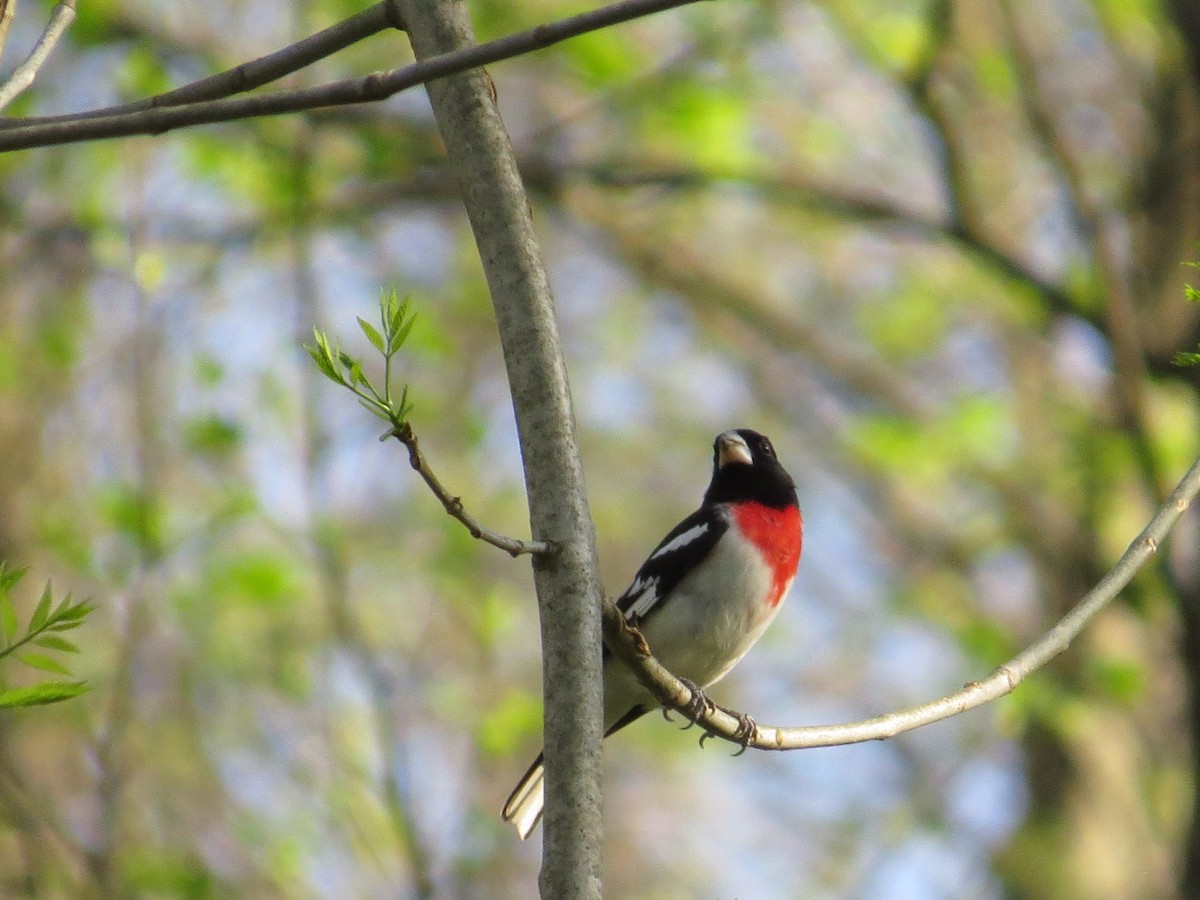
1;0;1200;896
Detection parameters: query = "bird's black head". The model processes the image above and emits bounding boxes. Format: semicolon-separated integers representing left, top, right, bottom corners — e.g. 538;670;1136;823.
703;429;797;510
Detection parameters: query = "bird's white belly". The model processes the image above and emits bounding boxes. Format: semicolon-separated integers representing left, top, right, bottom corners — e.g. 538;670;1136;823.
603;529;791;726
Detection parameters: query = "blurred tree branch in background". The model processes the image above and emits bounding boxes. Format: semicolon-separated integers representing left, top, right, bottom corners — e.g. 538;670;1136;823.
0;0;700;150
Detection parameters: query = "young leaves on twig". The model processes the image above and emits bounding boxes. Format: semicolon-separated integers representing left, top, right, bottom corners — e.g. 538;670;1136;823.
305;288;416;427
1173;263;1200;367
306;290;548;556
0;563;94;708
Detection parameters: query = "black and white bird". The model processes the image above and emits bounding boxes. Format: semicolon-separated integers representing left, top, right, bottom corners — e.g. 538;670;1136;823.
502;429;803;839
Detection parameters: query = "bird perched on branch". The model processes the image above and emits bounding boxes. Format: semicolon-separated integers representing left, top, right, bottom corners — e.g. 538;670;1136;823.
502;428;803;839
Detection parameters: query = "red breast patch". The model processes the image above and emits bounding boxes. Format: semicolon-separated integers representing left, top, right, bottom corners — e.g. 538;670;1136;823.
732;502;802;608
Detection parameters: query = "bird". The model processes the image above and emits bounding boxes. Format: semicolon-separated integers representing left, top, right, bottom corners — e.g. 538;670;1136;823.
501;428;802;839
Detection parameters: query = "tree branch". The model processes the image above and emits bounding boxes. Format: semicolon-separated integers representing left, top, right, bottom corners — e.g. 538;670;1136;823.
0;0;74;112
394;0;609;893
387;422;549;557
0;0;702;152
0;0;17;70
550;159;1077;314
604;450;1200;750
0;0;405;127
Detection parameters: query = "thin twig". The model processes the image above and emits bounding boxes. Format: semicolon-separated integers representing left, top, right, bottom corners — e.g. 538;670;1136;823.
0;0;75;112
0;0;16;71
0;0;702;151
89;183;162;890
387;423;550;557
604;451;1200;750
1;0;405;127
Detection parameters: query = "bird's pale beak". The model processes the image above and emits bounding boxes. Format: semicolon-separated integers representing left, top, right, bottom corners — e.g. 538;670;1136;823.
716;431;753;468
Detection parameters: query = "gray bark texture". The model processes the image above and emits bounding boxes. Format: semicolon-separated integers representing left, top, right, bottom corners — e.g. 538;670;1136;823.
394;1;605;896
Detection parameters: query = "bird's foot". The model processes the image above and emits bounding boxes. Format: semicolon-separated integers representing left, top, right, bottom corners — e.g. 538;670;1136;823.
697;705;758;755
671;677;715;730
727;708;759;756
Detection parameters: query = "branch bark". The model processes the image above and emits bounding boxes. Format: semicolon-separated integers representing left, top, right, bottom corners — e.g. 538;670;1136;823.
388;422;549;557
393;1;605;896
2;0;405;126
0;0;701;152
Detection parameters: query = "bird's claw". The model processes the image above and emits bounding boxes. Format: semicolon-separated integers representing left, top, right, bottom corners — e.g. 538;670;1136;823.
676;677;714;730
662;680;757;753
695;706;758;754
728;710;759;756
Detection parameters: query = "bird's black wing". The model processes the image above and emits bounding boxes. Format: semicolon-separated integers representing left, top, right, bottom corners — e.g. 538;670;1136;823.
613;505;728;627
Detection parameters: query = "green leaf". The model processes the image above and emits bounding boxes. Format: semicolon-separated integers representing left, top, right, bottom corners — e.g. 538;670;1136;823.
0;594;16;646
318;332;340;373
390;314;415;355
476;689;542;757
381;289;415;353
57;599;94;621
48;593;73;622
97;486;160;550
861;281;948;358
48;617;88;633
29;583;53;633
863;11;931;75
396;384;413;422
19;653;72;676
194;354;225;387
304;343;333;381
358;317;386;354
305;329;343;384
958;620;1013;664
33;635;78;654
0;563;27;593
383;288;404;332
1089;656;1144;704
358;398;392;422
118;45;171;100
564;29;640;87
0;681;89;707
211;552;299;610
48;598;93;629
183;414;242;458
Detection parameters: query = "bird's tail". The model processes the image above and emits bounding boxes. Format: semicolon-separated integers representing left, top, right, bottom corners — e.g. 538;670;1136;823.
501;752;545;840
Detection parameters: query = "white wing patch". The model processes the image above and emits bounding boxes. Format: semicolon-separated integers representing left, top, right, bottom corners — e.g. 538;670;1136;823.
649;521;710;560
623;575;661;620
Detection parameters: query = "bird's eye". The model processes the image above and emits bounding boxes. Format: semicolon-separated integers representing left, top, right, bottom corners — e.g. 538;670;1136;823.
759;440;774;458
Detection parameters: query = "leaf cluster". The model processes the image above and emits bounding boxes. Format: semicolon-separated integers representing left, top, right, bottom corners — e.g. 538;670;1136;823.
0;563;94;707
1173;265;1200;367
305;288;416;428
